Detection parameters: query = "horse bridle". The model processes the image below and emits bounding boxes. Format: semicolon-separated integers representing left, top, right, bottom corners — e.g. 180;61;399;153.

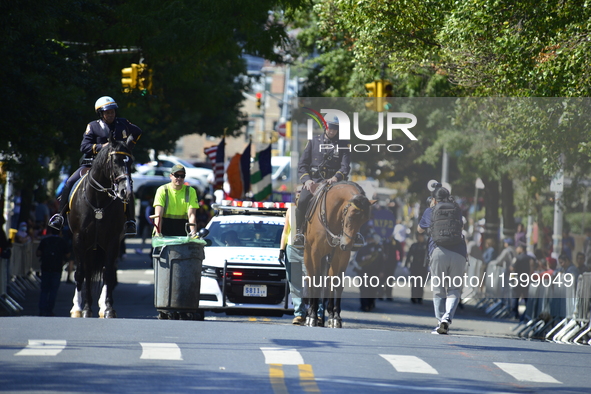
87;150;132;201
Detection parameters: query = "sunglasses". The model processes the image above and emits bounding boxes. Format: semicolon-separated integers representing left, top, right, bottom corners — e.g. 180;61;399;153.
172;173;186;179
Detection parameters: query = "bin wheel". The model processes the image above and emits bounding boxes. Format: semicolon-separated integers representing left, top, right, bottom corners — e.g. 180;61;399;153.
195;310;205;321
171;311;180;320
157;311;167;320
179;312;193;320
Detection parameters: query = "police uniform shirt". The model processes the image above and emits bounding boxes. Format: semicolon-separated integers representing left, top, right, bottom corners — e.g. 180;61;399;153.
80;118;142;159
298;133;351;183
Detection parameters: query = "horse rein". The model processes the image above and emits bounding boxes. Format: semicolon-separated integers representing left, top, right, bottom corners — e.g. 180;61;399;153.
87;150;132;201
318;182;365;248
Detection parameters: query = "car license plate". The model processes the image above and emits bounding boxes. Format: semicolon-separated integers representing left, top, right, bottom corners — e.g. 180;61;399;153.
243;284;267;297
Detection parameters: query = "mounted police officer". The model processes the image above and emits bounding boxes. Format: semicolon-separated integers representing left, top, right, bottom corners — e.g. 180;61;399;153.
48;96;143;235
294;116;351;245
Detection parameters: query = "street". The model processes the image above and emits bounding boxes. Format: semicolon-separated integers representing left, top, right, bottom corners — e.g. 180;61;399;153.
1;238;590;393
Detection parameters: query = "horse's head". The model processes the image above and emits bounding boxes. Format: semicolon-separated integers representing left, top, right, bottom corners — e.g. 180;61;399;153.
340;193;376;251
95;135;134;202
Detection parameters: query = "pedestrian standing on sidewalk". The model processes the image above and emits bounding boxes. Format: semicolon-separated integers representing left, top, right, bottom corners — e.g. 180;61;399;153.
37;227;70;316
417;184;467;335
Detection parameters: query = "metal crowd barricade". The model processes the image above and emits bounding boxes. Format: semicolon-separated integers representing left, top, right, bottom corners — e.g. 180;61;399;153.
462;256;484;302
478;263;513;318
480;266;591;345
0;241;41;315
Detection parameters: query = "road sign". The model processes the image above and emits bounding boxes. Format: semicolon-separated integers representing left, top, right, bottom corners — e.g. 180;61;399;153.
276;122;286;137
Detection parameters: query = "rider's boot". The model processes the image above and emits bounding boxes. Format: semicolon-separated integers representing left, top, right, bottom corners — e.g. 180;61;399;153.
48;185;71;230
124;198;137;236
293;205;305;247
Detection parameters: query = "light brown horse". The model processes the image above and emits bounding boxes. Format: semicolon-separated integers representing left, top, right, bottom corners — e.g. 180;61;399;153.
303;181;375;327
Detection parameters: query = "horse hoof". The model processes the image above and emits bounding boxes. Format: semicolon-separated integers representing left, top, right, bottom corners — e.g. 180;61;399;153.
104;310;117;319
327;318;334;328
305;316;317;327
334;319;342;328
82;310;93;318
71;311;82;318
99;311;105;318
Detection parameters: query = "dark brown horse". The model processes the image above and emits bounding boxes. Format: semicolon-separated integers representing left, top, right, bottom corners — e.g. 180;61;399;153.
68;136;134;318
303;181;375;327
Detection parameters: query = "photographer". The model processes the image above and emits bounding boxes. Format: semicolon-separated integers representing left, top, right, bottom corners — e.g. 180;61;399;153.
417;183;467;335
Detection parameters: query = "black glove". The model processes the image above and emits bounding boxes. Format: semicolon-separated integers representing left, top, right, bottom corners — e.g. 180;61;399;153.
279;249;286;262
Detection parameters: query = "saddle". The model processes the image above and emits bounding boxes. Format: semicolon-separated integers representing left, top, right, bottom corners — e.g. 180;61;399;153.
302;182;333;235
67;168;90;211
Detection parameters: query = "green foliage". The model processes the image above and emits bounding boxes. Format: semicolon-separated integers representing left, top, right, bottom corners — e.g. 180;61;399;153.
0;0;303;193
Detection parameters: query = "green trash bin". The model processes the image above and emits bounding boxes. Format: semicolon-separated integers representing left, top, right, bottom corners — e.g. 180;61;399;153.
152;236;206;320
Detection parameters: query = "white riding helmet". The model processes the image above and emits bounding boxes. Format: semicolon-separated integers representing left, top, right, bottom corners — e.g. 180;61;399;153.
327;116;339;128
95;96;118;116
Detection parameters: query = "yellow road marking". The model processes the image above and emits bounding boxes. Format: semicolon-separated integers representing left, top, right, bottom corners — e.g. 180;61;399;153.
248;317;257;321
299;364;320;392
269;364;288;394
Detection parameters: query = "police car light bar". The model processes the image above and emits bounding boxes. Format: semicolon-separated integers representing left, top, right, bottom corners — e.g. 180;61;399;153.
213;200;288;216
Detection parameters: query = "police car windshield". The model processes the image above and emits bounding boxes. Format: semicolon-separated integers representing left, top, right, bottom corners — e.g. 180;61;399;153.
206;221;283;248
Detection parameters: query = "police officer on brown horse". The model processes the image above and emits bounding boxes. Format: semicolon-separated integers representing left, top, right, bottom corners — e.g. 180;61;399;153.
295;116;351;246
49;96;142;235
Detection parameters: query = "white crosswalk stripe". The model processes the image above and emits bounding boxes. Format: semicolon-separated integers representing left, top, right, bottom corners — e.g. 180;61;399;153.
380;354;438;374
9;339;564;386
139;342;183;360
14;340;67;356
494;362;562;384
261;347;305;365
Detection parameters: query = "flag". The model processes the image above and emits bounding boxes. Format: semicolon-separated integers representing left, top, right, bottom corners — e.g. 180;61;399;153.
227;154;243;199
240;142;251;195
227;142;251;199
204;138;225;190
251;144;272;201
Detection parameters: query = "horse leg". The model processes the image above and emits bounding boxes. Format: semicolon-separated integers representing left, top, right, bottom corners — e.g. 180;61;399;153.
82;270;93;318
98;284;107;318
305;298;318;327
333;286;343;328
102;263;117;318
326;296;335;328
70;268;84;318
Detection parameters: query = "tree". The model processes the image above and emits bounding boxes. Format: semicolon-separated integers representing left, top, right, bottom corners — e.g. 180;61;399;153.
0;0;304;221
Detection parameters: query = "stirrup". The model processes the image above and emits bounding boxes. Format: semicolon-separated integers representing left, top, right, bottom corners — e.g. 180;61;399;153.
294;233;305;248
48;214;64;230
124;221;137;236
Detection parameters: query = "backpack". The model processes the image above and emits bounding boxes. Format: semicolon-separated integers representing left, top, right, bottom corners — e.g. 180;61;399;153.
430;201;463;247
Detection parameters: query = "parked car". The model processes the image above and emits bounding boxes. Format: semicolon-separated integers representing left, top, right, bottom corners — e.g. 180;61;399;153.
133;167;206;197
199;201;293;317
137;155;213;186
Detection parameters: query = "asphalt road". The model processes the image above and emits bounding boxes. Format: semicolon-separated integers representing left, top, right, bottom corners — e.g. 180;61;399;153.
2;238;590;393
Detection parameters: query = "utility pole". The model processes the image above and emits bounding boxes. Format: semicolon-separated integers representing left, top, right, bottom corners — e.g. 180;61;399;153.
551;156;565;258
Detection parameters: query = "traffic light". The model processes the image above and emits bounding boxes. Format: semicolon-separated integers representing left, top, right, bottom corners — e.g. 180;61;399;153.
365;80;393;111
365;81;378;111
137;64;153;95
380;80;393;111
121;63;140;93
256;92;262;109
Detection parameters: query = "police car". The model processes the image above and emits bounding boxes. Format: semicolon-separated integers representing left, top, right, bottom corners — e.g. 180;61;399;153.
199;200;293;317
